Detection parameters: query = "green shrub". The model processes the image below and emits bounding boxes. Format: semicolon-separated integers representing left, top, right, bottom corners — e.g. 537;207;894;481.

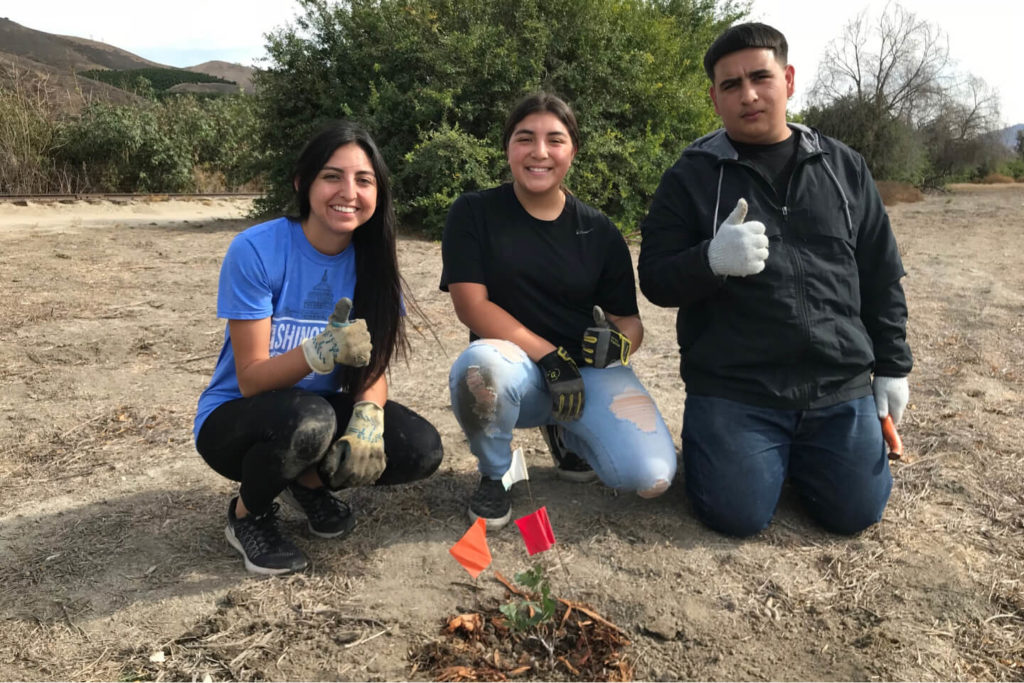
53;95;261;193
400;124;504;238
998;158;1024;181
54;103;188;191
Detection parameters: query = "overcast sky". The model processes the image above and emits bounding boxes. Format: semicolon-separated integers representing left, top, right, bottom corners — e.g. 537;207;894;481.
7;0;1022;126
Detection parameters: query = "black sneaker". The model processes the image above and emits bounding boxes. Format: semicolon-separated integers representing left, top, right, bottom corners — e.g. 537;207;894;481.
225;497;309;575
540;424;598;483
280;482;355;539
468;476;512;530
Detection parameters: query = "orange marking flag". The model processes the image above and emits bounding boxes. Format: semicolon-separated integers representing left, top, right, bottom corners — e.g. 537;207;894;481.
449;517;492;578
515;506;556;556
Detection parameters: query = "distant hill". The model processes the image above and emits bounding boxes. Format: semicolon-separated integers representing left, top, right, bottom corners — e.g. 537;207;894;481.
0;17;255;109
0;17;162;71
0;51;144;112
186;61;254;93
999;124;1023;150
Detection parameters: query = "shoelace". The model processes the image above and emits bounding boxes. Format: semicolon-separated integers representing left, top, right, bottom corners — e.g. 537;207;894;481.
292;487;350;524
238;503;286;555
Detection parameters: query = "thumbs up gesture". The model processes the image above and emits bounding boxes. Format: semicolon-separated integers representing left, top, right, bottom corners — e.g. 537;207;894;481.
707;198;769;277
582;305;632;368
301;297;373;374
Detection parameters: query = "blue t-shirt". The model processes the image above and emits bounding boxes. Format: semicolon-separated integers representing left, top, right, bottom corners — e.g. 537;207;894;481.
193;216;357;440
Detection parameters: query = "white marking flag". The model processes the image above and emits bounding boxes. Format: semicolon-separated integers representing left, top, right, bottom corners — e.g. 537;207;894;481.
501;447;529;490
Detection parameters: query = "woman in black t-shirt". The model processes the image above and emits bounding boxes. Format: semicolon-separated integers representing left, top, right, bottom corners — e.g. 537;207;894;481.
439;93;677;529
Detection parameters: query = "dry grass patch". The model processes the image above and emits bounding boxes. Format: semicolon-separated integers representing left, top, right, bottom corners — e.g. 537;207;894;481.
978;173;1016;184
876;180;924;205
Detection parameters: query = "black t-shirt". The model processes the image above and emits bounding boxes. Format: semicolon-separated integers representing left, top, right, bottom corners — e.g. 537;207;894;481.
730;131;800;201
439;183;639;363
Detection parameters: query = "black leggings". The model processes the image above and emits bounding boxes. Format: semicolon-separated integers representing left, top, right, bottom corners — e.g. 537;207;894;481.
196;389;443;514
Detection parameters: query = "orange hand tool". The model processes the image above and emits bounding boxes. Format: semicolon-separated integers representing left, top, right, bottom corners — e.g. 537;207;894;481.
881;415;903;460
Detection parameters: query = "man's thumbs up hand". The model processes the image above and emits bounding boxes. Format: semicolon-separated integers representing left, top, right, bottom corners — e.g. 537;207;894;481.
708;198;770;277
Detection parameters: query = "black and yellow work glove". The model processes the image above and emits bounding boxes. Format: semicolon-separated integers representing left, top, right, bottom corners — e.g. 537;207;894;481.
582;305;631;368
536;347;585;421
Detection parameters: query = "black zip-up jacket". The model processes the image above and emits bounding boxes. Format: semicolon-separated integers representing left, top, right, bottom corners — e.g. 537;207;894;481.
638;124;912;410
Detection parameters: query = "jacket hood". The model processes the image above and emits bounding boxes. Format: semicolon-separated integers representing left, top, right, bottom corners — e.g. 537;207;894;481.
685;123;822;161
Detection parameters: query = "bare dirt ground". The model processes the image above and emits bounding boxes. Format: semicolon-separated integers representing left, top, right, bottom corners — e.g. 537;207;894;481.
1;185;1023;682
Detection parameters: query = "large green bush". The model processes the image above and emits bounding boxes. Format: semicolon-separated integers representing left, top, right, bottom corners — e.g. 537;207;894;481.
53;95;260;192
253;0;738;236
401;124;504;236
55;103;190;192
802;96;928;185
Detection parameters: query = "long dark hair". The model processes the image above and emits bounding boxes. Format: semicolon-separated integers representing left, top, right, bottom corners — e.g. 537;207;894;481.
292;120;409;393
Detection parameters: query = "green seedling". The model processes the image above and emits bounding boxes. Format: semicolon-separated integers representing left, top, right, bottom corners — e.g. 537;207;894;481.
499;564;558;632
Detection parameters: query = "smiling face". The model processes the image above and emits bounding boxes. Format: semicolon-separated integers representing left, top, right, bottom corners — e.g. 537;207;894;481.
506;111;577;201
301;142;377;253
709;47;795;145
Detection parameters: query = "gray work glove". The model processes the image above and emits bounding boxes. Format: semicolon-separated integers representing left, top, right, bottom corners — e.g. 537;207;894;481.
582;305;631;368
872;376;909;425
301;298;372;374
707;198;769;277
318;401;386;489
536;347;585;421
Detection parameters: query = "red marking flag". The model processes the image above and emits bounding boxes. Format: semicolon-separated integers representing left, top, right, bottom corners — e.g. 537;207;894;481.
515;506;556;556
449;517;492;578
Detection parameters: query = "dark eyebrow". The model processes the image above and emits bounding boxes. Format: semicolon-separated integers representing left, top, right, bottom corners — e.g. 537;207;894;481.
512;127;535;137
320;165;375;177
718;68;774;89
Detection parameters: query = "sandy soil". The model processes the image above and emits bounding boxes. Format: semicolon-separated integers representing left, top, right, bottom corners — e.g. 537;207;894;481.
0;187;1022;681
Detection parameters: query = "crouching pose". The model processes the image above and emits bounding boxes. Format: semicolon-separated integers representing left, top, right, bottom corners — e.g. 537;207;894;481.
440;93;677;529
194;122;442;575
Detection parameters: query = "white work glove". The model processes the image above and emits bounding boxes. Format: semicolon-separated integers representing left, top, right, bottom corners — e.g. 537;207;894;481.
301;297;372;374
707;198;769;277
872;376;909;425
318;401;386;489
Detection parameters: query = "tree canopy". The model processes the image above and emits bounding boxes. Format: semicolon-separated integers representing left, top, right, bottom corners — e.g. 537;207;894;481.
253;0;741;235
804;2;1004;186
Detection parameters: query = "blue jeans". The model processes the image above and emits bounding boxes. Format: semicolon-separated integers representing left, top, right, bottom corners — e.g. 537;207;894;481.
682;394;891;536
449;339;677;493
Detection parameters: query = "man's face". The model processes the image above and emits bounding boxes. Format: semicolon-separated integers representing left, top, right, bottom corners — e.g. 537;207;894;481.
709;47;795;145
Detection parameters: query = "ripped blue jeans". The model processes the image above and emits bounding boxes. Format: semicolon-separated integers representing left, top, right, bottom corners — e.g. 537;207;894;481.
448;339;677;494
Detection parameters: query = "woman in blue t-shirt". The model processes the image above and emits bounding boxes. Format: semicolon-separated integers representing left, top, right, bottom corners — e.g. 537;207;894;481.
195;121;442;575
440;93;677;529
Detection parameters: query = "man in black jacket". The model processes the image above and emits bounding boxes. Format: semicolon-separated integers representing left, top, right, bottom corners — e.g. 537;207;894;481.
638;22;912;537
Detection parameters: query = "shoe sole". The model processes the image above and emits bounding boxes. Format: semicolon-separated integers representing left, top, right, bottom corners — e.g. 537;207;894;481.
278;489;356;540
467;506;512;531
224;524;308;576
555;468;599;483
